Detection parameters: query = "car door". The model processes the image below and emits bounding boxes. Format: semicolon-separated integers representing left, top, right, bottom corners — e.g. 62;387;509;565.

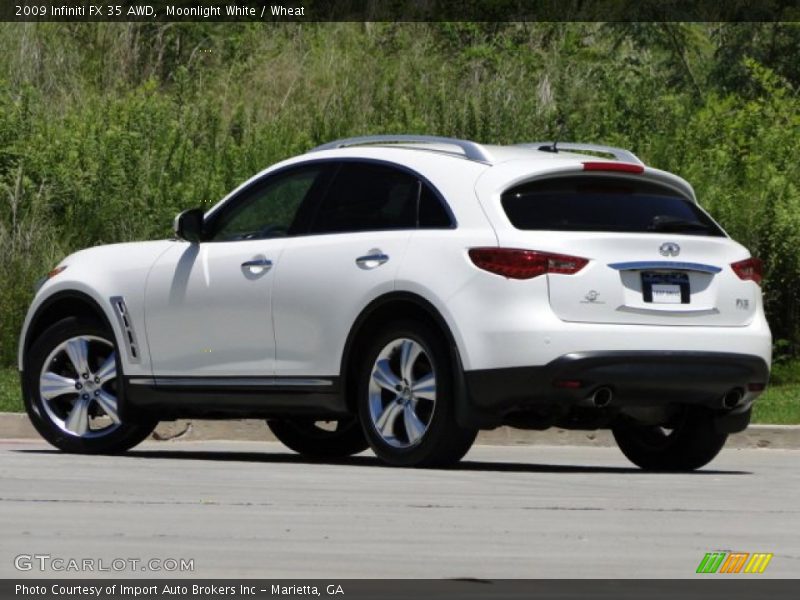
144;163;330;377
272;161;420;377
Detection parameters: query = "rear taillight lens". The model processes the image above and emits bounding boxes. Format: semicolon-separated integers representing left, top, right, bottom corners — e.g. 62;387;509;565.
731;257;763;285
469;248;588;279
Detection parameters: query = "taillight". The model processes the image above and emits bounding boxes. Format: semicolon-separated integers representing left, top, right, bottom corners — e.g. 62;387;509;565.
468;248;588;279
731;257;763;285
582;161;644;174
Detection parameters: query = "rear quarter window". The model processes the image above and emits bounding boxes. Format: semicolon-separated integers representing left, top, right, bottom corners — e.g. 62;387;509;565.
501;176;724;237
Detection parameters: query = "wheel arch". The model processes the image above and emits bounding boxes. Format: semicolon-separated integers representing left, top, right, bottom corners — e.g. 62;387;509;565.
21;290;118;373
340;292;457;406
340;291;489;428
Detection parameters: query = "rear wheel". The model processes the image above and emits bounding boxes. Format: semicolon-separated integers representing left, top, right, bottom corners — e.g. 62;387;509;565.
267;418;368;458
24;316;156;454
612;406;728;471
357;320;477;467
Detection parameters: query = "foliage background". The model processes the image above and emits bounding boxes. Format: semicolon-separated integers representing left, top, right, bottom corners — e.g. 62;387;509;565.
1;22;799;369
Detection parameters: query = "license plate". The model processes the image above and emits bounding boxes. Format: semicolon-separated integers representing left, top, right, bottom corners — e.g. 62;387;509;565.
651;284;682;304
642;271;690;304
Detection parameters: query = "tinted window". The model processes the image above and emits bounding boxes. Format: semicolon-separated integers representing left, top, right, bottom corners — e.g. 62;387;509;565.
418;184;452;229
209;165;325;242
501;177;724;236
310;163;419;234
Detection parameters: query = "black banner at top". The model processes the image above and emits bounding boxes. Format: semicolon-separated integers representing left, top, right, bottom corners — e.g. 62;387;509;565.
2;0;800;22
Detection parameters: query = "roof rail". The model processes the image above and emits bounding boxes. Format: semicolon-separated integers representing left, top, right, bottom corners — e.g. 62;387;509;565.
310;135;493;163
518;142;644;166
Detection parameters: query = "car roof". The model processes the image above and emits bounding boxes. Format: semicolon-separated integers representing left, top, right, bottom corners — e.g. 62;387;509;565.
308;135;644;166
302;136;697;202
207;136;696;220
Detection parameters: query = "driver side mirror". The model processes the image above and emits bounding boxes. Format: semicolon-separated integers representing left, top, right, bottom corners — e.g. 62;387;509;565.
173;208;205;243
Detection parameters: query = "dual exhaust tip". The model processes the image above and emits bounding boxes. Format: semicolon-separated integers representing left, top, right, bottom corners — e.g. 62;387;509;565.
579;386;744;410
589;386;613;408
721;388;744;410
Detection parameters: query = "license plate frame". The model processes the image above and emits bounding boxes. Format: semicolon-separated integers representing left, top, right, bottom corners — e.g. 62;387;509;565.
641;271;690;304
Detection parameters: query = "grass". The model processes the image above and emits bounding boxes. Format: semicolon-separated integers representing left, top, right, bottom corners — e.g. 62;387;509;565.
0;367;20;413
752;385;800;424
1;363;798;424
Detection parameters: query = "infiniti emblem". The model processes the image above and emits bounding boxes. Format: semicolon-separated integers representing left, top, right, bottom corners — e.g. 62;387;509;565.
659;242;680;257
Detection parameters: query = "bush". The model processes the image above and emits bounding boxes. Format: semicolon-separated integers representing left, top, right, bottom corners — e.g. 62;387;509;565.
0;23;798;365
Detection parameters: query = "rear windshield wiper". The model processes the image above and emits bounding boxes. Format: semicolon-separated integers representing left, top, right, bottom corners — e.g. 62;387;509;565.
648;215;711;233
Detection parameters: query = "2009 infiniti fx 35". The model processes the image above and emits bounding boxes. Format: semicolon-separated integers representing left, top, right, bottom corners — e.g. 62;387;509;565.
19;136;771;470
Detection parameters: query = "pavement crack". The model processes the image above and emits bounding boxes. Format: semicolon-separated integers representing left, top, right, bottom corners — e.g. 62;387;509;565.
520;506;800;514
0;497;272;508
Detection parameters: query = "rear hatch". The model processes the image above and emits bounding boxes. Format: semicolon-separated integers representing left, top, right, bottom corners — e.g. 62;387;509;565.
498;174;758;327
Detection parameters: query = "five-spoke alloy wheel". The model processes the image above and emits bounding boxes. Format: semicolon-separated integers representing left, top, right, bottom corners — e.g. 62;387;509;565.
24;316;156;453
367;337;437;449
358;321;477;467
39;335;121;438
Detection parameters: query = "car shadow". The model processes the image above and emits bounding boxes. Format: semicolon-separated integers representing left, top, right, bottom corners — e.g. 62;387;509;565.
15;448;750;475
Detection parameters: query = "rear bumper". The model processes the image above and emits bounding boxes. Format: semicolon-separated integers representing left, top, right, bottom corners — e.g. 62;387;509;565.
461;351;769;429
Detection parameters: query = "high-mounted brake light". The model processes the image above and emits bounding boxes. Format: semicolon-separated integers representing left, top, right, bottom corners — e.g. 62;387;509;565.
731;257;763;285
468;248;588;279
582;161;644;174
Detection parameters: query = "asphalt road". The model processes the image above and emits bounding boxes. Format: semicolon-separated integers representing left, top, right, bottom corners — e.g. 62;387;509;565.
1;440;798;579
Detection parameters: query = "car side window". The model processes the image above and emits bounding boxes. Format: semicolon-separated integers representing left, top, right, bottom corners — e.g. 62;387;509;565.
309;163;420;234
418;183;452;229
207;165;325;242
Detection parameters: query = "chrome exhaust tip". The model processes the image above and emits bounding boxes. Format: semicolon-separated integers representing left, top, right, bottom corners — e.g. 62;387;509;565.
721;389;744;410
591;387;613;408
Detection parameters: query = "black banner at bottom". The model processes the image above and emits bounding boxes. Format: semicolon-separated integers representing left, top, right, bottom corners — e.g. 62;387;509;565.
3;579;800;600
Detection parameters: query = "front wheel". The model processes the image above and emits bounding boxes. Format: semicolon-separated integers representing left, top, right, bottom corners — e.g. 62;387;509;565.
24;316;156;454
612;407;728;471
267;418;369;458
357;320;477;468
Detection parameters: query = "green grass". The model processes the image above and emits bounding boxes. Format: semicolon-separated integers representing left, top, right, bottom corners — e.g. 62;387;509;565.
0;367;21;413
752;385;800;424
752;358;800;424
1;364;798;423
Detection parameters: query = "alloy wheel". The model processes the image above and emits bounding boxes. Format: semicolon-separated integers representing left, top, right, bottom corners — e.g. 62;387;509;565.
38;335;121;438
367;337;437;449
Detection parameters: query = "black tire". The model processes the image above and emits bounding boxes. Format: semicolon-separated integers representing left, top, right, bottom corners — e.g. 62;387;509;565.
357;320;477;468
267;418;369;458
612;407;728;471
24;316;156;454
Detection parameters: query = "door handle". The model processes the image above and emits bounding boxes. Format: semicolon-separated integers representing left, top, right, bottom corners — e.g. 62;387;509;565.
355;251;389;270
241;258;273;272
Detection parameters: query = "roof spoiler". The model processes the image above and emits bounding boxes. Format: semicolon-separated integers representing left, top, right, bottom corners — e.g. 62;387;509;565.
518;142;644;166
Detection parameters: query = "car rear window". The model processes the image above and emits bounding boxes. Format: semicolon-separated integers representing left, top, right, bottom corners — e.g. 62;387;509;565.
501;176;724;236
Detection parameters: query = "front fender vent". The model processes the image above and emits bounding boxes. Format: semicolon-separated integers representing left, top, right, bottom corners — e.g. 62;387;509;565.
110;296;141;363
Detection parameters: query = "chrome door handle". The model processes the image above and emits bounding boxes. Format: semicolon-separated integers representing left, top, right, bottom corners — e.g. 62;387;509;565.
355;252;389;270
241;258;273;271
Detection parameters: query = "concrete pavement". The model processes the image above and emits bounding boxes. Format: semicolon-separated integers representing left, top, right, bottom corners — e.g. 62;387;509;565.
0;440;798;578
3;412;800;448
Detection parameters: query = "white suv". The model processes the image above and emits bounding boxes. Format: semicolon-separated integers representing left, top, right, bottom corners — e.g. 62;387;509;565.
19;136;771;470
